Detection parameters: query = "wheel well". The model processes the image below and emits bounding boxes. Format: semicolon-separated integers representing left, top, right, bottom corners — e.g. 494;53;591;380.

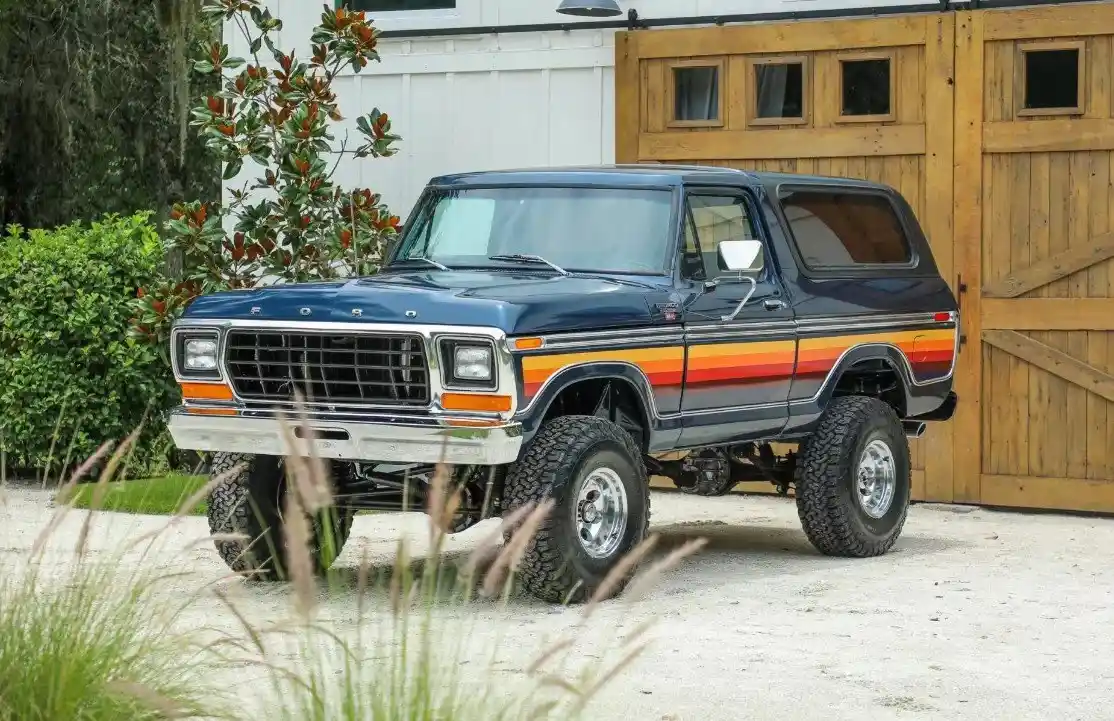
832;359;907;417
540;377;650;451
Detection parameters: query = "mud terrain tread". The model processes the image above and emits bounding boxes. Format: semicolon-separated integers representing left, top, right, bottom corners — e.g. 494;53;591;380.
207;452;258;573
794;396;908;558
206;452;354;579
502;415;650;604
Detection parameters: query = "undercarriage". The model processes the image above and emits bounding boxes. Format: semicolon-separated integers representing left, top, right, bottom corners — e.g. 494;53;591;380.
325;461;504;529
313;440;798;524
647;442;799;497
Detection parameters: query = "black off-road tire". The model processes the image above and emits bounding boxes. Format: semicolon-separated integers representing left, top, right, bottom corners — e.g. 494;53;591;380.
794;396;910;557
501;415;650;604
207;452;354;580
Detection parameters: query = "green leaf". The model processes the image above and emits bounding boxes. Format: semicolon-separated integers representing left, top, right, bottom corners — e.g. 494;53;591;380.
250;36;263;54
223;157;244;181
224;56;247;70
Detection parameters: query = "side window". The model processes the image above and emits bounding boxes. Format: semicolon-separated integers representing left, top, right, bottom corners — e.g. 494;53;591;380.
779;189;912;269
682;194;761;281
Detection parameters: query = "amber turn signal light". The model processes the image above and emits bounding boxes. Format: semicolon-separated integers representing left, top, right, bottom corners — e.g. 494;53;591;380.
440;393;512;413
180;382;234;402
513;337;544;350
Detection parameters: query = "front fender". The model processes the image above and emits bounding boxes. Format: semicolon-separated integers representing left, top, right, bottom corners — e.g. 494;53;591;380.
513;361;661;440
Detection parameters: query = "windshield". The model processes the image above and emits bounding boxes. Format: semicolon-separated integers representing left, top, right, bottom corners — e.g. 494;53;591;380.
391;186;675;274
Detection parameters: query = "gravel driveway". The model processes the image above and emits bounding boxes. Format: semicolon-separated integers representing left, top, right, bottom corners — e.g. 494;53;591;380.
3;484;1113;721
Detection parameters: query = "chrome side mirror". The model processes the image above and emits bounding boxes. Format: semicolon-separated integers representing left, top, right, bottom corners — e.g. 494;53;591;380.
717;239;764;273
715;240;764;322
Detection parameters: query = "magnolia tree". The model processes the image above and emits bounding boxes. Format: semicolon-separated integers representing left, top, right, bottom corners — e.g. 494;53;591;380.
130;0;402;346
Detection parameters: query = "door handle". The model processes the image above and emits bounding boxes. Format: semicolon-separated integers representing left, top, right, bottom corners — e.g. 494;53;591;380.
763;298;786;311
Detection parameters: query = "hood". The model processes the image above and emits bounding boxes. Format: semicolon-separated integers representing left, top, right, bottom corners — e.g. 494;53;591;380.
182;269;674;335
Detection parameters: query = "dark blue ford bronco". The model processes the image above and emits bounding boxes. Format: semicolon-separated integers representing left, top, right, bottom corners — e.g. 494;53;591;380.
168;165;959;603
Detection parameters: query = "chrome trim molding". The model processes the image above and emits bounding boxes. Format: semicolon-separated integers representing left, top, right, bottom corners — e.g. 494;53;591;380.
522;326;684;352
795;311;946;329
531;335;686;353
167;409;524;465
170;326;224;382
684;328;796;342
510;311;955;355
435;334;500;392
170;318;518;418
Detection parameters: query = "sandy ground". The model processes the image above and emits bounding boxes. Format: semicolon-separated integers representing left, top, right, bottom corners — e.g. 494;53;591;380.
3;484;1114;721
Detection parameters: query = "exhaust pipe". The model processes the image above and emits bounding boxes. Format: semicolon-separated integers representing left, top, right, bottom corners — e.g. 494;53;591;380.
902;421;927;439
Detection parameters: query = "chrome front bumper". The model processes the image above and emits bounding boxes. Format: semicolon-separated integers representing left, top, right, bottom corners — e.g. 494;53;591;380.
167;409;523;465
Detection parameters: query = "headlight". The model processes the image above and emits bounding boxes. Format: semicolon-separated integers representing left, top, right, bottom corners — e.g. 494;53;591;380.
453;345;492;381
180;335;219;376
440;339;497;389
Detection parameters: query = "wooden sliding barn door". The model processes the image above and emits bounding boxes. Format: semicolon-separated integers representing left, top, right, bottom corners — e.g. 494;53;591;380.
615;14;958;502
954;4;1114;512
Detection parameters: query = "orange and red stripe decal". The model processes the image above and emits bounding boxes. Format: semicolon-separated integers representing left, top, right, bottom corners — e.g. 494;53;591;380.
798;329;955;381
518;328;955;401
684;340;796;386
521;346;685;398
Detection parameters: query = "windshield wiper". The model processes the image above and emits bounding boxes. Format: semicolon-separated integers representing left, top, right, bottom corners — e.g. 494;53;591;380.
487;254;569;276
390;257;451;271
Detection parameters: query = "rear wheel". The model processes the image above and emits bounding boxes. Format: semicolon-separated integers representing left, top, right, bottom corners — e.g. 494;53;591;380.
793;396;910;557
206;452;354;580
501;415;650;604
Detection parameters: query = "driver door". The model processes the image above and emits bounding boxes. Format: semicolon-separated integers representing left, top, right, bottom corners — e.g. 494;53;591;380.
678;188;797;448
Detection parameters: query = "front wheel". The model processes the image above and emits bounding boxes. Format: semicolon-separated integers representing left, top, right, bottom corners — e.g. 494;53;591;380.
794;396;910;557
501;415;650;604
206;452;354;580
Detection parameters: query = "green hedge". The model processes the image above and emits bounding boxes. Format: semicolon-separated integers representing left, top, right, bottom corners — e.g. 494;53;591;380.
0;213;176;476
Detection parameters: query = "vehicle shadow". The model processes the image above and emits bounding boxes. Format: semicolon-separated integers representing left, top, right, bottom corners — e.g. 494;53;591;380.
651;519;957;559
231;517;960;611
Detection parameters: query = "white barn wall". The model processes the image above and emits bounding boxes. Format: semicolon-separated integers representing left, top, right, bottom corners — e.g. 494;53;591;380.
227;0;936;219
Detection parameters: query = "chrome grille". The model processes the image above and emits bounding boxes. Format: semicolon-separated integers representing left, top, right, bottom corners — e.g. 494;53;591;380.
225;330;429;406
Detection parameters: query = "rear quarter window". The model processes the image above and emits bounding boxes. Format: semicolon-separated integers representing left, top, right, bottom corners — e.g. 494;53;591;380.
778;187;914;271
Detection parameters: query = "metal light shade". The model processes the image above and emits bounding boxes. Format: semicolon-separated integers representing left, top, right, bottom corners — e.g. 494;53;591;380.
556;0;622;17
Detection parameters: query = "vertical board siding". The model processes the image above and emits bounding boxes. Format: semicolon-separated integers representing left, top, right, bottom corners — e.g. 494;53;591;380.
627;18;939;493
355;34;615;216
624;4;1114;512
971;3;1114;512
980;149;1114;481
978;17;1114;487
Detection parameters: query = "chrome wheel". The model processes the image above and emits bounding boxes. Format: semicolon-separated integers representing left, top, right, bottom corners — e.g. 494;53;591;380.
856;439;897;518
574;467;628;559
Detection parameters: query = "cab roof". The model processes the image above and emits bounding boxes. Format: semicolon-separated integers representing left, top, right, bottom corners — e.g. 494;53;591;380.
427;164;893;194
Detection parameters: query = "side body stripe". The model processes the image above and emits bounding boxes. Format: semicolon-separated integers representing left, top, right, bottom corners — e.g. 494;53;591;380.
511;312;958;421
521;346;685;400
797;328;956;383
684;340;797;386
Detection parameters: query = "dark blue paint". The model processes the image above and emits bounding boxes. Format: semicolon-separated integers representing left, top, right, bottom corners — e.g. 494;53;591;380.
183;165;958;448
185;270;676;335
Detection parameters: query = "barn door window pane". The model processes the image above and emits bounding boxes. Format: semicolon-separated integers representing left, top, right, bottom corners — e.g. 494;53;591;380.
343;0;455;10
838;54;895;122
748;57;808;126
1019;41;1085;116
667;60;724;127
